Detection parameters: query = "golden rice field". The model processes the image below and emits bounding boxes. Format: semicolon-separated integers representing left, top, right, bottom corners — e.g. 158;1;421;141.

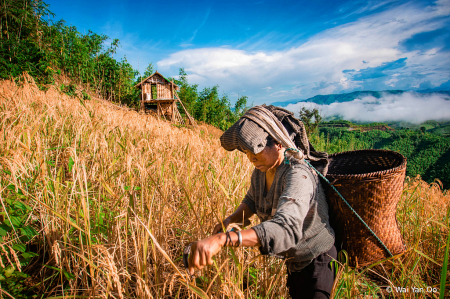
0;75;449;298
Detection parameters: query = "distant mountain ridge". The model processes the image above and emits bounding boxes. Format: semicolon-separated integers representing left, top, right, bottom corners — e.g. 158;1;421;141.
270;90;450;107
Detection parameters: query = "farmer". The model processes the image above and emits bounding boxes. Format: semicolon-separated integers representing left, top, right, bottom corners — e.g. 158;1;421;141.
187;105;336;299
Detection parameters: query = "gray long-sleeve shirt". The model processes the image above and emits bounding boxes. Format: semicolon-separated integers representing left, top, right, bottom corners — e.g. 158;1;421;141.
243;159;335;272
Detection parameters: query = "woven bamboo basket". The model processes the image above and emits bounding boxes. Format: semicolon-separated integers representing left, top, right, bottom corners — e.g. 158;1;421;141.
325;149;407;267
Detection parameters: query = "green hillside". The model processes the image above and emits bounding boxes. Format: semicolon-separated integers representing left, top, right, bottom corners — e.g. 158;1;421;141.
388;120;450;136
313;126;450;189
305;90;404;105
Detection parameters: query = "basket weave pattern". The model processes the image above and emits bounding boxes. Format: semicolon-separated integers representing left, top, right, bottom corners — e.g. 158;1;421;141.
325;150;407;267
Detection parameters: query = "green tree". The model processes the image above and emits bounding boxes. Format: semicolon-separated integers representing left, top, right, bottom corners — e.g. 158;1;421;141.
175;68;198;117
0;0;139;104
299;107;323;136
174;69;249;129
143;62;154;78
0;0;250;128
234;95;248;118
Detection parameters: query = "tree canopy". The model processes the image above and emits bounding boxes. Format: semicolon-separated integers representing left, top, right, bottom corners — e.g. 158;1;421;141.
0;0;249;130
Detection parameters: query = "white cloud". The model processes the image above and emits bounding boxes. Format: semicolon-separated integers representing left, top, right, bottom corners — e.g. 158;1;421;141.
285;92;450;123
156;1;450;104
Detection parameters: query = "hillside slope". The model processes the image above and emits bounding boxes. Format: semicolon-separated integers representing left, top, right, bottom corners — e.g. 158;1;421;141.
0;75;259;298
0;76;449;298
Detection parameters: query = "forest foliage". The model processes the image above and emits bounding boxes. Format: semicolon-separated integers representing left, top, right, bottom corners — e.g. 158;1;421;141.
0;0;248;129
175;68;249;130
0;0;138;103
311;125;450;189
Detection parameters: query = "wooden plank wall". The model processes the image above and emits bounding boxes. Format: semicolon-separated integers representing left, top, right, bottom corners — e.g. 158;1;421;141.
141;74;174;99
157;83;172;99
142;83;150;100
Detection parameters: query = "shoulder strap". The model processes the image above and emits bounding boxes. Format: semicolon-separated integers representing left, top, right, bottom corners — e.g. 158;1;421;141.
263;105;329;175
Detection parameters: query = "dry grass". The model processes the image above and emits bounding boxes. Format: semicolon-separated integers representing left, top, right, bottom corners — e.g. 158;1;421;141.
0;74;449;298
331;176;450;298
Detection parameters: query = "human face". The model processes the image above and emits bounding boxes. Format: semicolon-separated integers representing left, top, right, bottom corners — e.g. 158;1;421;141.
244;143;284;173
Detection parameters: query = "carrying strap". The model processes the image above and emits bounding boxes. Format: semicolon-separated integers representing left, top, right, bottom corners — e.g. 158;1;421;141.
306;159;393;257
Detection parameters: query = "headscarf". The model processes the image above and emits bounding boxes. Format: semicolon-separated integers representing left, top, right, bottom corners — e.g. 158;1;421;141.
220;105;329;175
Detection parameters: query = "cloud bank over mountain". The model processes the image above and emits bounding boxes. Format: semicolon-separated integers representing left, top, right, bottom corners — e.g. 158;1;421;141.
47;0;450;107
157;0;450;105
285;92;450;123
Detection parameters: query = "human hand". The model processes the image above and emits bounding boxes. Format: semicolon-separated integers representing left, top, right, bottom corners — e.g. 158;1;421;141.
212;218;231;234
188;233;226;275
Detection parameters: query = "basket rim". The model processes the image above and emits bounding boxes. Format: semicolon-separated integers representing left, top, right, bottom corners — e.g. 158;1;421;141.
326;149;407;180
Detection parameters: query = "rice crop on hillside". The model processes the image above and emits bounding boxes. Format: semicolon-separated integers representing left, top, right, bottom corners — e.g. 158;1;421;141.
0;74;449;298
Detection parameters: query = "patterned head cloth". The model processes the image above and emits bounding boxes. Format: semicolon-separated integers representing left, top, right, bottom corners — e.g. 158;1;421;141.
220;117;269;154
220;105;329;175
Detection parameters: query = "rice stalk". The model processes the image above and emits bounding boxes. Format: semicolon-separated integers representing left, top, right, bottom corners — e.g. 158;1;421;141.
0;74;448;298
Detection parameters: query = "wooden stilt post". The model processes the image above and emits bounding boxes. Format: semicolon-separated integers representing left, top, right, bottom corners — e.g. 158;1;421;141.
160;104;167;121
175;106;185;125
141;86;144;113
174;93;197;126
172;101;176;122
171;79;175;123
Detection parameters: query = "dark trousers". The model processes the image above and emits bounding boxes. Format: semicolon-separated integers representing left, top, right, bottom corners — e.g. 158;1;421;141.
286;245;337;299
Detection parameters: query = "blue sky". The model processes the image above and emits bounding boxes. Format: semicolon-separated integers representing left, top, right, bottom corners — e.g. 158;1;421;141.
45;0;450;105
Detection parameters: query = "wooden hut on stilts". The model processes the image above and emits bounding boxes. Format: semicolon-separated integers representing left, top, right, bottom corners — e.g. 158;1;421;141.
135;71;196;126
